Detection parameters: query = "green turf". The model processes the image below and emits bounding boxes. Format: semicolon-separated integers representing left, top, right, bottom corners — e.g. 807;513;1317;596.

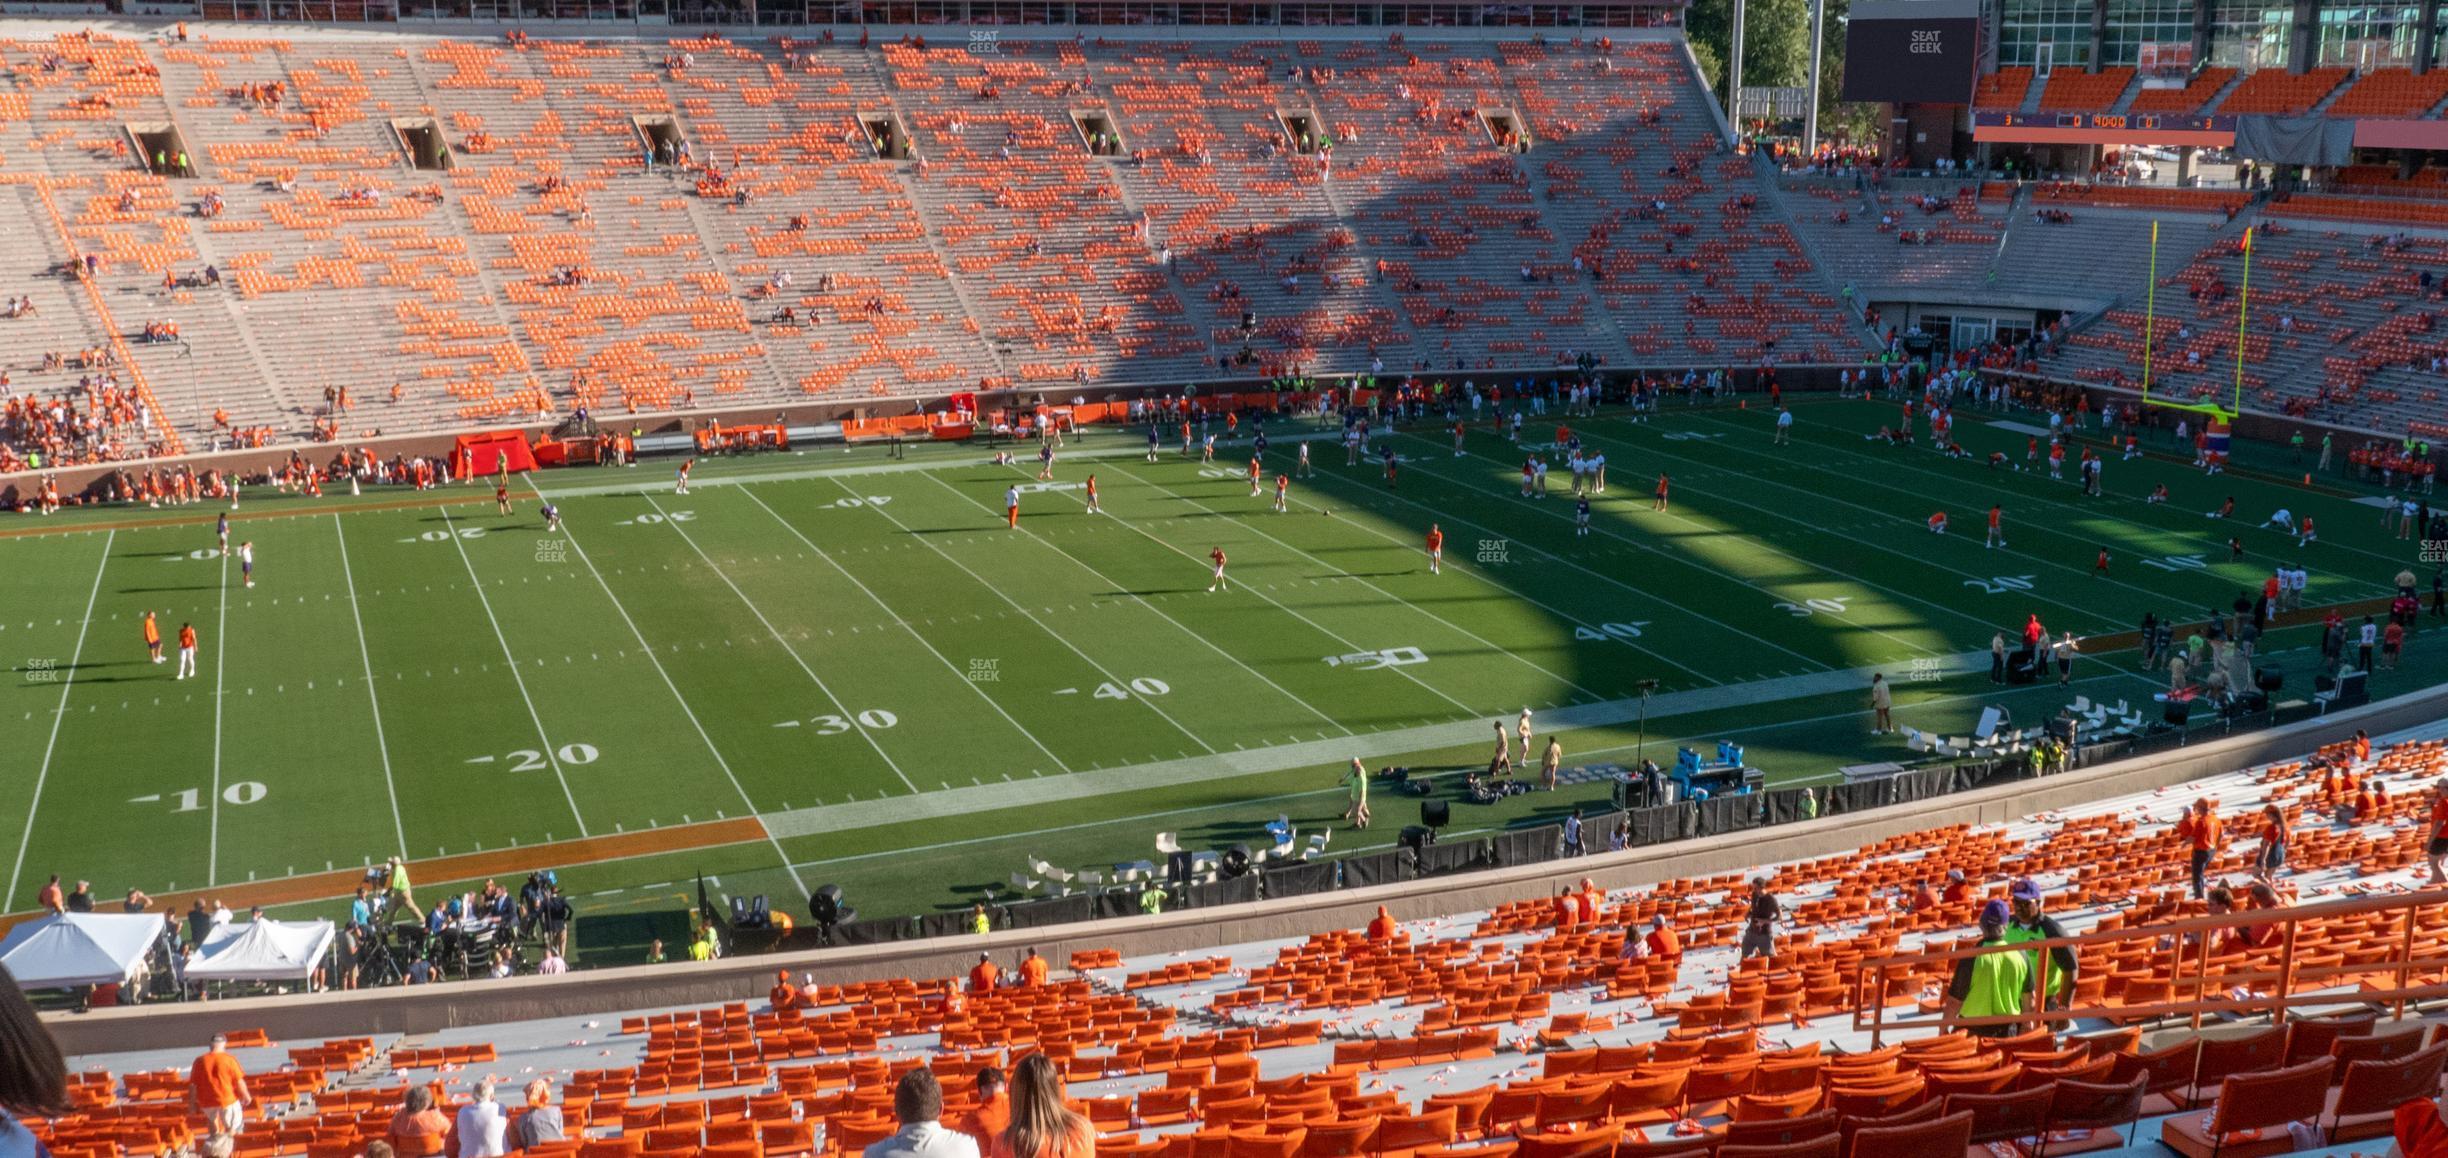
6;394;2443;950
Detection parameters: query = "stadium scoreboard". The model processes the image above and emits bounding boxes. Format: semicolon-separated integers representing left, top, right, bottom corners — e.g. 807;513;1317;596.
1841;0;1982;105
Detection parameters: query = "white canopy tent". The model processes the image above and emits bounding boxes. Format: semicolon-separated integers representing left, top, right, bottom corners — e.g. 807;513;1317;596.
0;913;162;988
186;919;335;984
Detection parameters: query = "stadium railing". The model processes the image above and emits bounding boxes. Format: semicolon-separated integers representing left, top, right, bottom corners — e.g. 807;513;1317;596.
1855;886;2448;1046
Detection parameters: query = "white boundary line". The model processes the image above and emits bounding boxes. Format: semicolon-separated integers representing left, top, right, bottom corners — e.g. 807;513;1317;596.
910;471;1353;739
739;484;1076;775
845;476;1235;749
207;531;229;884
1100;460;1615;703
332;514;409;859
1304;443;1834;674
441;506;591;837
526;481;811;898
939;469;1483;719
5;529;114;907
1391;431;1970;658
776;668;2163;873
640;493;924;795
1707;408;2406;598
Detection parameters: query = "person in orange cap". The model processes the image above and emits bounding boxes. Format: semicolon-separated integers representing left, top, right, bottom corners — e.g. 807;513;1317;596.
769;970;800;1011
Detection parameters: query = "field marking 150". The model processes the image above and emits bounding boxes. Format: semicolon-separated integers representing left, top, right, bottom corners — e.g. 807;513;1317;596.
399;528;487;543
468;743;600;770
130;782;265;811
619;510;695;525
2140;554;2210;573
1774;597;1851;617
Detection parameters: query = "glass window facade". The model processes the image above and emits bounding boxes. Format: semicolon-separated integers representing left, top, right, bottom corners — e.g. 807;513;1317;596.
1999;0;2097;68
2103;0;2194;64
2207;0;2292;67
2316;2;2420;66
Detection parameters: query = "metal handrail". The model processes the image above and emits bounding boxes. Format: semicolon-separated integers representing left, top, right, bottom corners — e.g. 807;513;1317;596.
1852;887;2448;1047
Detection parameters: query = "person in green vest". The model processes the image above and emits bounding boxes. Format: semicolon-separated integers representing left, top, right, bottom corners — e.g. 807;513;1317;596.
968;902;991;936
2003;877;2077;1010
1138;882;1167;915
1943;900;2029;1038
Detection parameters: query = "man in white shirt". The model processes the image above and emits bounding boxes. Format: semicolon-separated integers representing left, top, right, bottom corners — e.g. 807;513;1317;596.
864;1071;979;1158
456;1080;508;1158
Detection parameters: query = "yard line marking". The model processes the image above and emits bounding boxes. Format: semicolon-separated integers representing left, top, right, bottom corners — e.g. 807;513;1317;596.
1114;461;1710;689
1102;462;1611;701
977;466;1482;718
208;531;229;885
741;485;1072;775
640;494;922;795
1720;409;2407;596
776;653;2078;873
531;480;809;899
759;646;1985;839
862;476;1238;748
6;530;113;909
1571;423;2189;641
332;515;407;860
1306;448;1824;674
441;507;591;837
1398;432;1960;660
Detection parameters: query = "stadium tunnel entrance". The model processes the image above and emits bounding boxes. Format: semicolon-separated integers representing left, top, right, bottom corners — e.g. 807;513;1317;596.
125;124;196;178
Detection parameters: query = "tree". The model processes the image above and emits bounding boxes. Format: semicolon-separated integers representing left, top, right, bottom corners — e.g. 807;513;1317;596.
1685;0;1812;104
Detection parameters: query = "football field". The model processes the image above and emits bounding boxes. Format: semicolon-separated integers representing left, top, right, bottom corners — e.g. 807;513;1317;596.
3;395;2441;957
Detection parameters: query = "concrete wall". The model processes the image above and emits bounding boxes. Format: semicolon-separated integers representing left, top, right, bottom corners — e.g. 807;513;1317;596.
44;686;2448;1057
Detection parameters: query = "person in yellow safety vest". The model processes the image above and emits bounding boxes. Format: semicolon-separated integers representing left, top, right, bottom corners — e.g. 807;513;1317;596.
2003;877;2077;1010
1943;900;2028;1038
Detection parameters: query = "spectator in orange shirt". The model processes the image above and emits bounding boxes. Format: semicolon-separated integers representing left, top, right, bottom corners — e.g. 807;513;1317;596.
2175;797;2222;900
959;1068;1008;1152
989;1054;1091;1158
1017;948;1048;987
189;1033;251;1138
769;970;801;1012
2251;804;2288;884
1940;869;1972;908
1638;915;1682;968
1365;906;1398;942
388;1086;450;1158
34;875;63;915
2242;881;2288;951
2426;780;2448;886
1553;887;1579;929
967;953;1000;994
1576;879;1603;924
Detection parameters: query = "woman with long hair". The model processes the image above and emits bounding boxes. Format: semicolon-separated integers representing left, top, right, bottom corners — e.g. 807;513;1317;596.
993;1054;1091;1158
0;963;70;1158
2253;803;2289;884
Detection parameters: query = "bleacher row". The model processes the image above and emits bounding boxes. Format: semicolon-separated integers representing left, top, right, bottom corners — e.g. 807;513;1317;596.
2043;210;2448;434
35;723;2448;1158
1969;63;2448;119
0;27;1876;471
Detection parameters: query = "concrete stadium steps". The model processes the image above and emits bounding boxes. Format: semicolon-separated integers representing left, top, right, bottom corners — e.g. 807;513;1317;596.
0;184;126;387
1091;40;1402;379
1313;39;1601;373
680;39;1002;399
2045;218;2448;432
433;39;785;418
879;40;1204;386
1508;42;1854;363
